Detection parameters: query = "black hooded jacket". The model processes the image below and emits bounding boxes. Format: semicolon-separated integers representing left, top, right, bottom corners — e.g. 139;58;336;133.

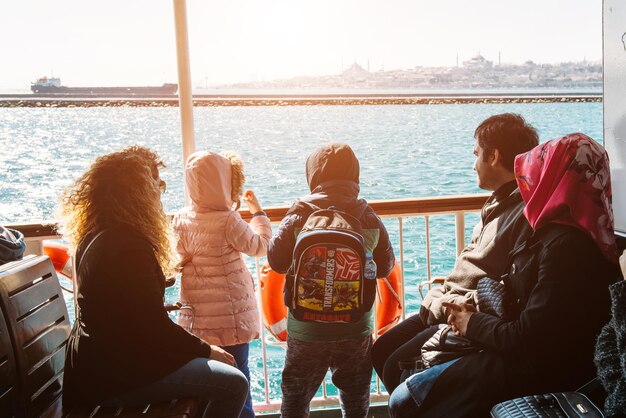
267;144;395;340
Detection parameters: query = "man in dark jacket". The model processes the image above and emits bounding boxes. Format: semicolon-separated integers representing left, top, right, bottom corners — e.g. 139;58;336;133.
371;113;539;392
268;143;395;418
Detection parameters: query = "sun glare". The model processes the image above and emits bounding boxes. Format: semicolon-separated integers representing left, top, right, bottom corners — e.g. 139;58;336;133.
1;0;603;88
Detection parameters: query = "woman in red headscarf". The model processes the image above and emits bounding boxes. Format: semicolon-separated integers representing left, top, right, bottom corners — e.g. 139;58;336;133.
388;133;620;418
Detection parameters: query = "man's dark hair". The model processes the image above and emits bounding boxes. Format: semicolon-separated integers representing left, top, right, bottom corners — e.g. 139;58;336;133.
474;113;539;172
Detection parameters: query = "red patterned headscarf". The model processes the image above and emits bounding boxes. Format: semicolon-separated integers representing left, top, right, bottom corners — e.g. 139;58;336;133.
515;133;617;263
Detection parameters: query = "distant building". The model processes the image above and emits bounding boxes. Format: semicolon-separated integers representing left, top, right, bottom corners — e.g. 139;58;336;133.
463;54;493;69
342;63;368;77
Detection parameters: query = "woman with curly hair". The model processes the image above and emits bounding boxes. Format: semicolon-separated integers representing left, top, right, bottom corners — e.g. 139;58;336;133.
59;146;248;417
173;150;271;418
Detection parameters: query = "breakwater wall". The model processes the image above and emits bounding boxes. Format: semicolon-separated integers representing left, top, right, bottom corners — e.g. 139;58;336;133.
0;93;602;108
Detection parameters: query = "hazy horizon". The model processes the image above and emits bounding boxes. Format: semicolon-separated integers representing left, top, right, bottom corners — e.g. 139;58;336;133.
2;1;602;90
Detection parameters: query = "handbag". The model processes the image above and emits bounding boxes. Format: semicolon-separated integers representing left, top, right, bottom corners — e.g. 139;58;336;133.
420;324;477;368
417;277;508;369
490;392;604;418
476;276;508;318
0;226;26;265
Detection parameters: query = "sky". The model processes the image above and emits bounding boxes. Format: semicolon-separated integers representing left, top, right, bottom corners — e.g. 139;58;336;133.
1;0;602;91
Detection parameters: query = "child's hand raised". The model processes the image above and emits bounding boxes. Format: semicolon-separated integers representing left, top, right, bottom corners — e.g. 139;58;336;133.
243;190;262;214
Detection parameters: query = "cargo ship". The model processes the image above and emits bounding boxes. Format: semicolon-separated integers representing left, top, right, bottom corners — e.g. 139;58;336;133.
30;76;178;95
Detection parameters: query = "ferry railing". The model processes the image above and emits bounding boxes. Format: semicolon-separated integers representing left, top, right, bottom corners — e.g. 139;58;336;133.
6;193;488;414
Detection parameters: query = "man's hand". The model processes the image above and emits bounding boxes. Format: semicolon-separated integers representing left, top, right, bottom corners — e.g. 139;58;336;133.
442;302;477;337
209;345;236;366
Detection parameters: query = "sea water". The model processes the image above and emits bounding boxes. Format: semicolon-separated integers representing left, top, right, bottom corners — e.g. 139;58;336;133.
0;102;603;400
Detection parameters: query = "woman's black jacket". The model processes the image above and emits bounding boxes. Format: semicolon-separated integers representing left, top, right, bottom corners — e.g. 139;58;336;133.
62;226;212;410
416;224;619;418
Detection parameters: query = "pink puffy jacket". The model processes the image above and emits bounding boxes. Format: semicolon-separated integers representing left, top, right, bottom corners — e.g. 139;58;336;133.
173;152;271;346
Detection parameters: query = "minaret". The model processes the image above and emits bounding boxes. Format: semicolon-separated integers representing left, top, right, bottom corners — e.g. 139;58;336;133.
456;52;459;67
498;51;501;66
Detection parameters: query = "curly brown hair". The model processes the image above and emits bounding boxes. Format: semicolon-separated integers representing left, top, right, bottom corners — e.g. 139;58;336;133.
57;145;177;277
220;150;245;210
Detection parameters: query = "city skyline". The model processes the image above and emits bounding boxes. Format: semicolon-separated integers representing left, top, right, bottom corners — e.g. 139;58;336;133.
2;1;602;90
219;58;602;91
213;54;602;87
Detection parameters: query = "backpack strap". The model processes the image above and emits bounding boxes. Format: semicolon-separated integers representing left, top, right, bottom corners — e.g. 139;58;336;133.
73;229;107;322
298;201;365;224
76;229;107;274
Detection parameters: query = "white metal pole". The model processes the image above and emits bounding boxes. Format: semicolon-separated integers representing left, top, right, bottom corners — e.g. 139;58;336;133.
172;0;195;204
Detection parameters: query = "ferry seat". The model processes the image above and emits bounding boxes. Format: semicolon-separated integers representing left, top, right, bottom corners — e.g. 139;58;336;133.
0;255;200;418
418;276;446;299
164;276;196;333
0;285;20;417
0;255;69;418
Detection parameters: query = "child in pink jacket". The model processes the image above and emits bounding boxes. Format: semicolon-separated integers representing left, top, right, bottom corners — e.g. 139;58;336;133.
173;151;271;418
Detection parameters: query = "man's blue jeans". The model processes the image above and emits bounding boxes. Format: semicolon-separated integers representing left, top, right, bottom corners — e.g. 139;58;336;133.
222;343;255;418
101;357;248;418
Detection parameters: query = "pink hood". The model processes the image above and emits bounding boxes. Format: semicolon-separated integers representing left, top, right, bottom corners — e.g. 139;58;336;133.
175;150;271;346
186;151;232;212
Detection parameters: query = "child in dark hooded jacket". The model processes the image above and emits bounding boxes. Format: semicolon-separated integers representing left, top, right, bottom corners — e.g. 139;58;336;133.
268;143;395;418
